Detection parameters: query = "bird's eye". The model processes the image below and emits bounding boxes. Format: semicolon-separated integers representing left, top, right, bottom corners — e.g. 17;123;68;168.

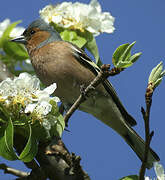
30;30;36;35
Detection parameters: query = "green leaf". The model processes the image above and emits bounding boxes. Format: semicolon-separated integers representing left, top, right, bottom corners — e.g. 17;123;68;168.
73;36;87;48
148;61;165;88
128;52;142;63
49;100;59;115
0;20;28;61
3;40;29;60
19;125;38;162
155;78;162;87
117;61;133;68
112;43;129;66
0;103;10;121
60;30;75;41
50;22;65;34
31;122;49;142
49;100;65;137
50;113;65;137
60;30;87;48
112;42;141;68
85;36;102;66
149;62;163;83
0;119;18;160
0;21;21;48
120;175;138;180
119;41;136;63
56;114;65;137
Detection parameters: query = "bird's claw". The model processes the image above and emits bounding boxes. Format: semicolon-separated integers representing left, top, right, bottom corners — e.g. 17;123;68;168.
80;84;95;98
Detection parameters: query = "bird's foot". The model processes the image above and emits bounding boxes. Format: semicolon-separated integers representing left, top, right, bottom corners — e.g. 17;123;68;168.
80;84;95;98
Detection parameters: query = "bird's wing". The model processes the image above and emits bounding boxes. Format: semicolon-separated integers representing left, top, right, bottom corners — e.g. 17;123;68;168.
71;43;137;127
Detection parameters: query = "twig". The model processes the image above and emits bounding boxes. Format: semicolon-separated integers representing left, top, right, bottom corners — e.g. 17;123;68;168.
139;83;154;180
108;67;124;76
64;64;114;126
0;163;29;178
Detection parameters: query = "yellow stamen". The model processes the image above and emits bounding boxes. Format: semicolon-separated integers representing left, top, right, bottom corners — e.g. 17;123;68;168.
0;96;5;102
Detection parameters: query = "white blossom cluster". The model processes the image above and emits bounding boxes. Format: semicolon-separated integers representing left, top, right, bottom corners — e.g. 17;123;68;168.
0;72;60;130
40;0;115;36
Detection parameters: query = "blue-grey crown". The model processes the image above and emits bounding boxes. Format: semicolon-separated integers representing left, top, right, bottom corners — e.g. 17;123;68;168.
28;19;62;48
28;19;62;41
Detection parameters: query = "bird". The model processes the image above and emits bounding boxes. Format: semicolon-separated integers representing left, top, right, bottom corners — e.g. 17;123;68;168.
11;18;160;168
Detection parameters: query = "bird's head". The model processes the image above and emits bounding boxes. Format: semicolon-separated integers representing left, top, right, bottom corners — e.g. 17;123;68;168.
11;19;62;49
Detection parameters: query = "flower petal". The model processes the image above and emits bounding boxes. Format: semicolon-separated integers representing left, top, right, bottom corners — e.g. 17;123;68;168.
25;103;37;113
43;83;57;95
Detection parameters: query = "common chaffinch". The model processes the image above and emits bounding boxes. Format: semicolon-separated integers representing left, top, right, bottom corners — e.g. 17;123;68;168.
12;19;159;168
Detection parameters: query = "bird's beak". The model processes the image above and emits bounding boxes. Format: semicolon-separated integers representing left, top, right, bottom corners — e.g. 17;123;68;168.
11;35;27;45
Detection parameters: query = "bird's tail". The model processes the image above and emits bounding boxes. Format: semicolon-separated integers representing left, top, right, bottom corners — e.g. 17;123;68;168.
122;125;160;169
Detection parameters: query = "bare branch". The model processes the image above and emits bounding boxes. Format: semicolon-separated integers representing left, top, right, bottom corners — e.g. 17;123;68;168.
64;64;112;126
108;67;124;76
139;84;154;180
0;163;29;178
0;60;91;180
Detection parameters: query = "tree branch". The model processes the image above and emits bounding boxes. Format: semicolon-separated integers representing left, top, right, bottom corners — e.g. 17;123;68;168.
35;137;91;180
0;61;91;180
64;64;115;126
0;163;29;178
0;61;124;180
139;83;154;180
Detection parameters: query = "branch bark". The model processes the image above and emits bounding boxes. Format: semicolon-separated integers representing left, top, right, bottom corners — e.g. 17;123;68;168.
64;64;116;126
0;62;125;180
0;61;91;180
0;163;29;178
139;83;154;180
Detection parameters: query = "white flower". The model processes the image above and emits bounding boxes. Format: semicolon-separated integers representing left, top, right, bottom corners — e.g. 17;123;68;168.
0;19;10;37
25;59;31;64
145;177;151;180
0;72;60;128
154;162;165;180
39;0;115;36
10;26;25;38
0;19;25;38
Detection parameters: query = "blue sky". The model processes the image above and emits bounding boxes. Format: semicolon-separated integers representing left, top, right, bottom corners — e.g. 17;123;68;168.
0;0;165;179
